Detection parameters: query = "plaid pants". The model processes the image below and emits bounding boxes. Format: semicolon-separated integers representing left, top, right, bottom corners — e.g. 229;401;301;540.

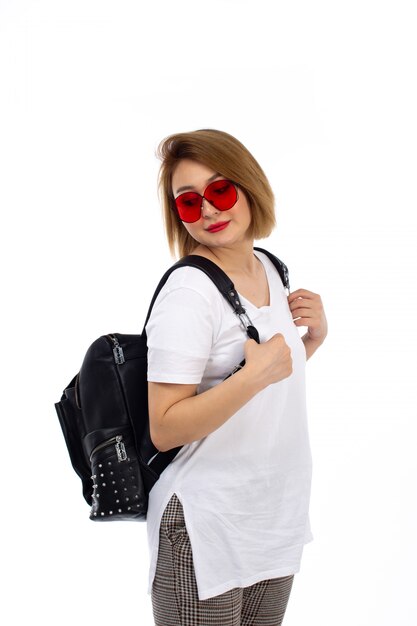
151;493;295;626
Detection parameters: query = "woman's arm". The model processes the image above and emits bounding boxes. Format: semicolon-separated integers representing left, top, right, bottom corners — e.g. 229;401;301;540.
150;331;293;452
302;334;325;360
149;365;264;452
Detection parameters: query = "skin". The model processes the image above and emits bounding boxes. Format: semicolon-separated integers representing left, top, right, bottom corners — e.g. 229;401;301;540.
171;158;328;359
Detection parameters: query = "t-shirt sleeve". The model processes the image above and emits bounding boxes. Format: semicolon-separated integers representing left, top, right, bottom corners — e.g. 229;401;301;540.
145;286;217;384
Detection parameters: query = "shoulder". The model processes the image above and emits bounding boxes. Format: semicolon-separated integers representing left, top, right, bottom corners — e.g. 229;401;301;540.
161;264;222;305
147;265;223;331
145;265;223;342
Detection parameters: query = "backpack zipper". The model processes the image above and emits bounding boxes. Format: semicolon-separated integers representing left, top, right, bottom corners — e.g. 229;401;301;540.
107;334;125;365
90;435;128;463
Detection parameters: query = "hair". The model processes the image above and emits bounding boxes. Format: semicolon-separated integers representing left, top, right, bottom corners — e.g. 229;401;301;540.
155;128;277;259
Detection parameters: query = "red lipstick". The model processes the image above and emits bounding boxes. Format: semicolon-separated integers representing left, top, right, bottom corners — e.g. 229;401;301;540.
207;221;230;233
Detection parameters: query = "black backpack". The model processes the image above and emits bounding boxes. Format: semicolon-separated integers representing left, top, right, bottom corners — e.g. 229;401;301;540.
54;247;290;521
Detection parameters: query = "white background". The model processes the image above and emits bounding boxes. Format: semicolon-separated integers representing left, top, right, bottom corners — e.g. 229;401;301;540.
1;1;416;625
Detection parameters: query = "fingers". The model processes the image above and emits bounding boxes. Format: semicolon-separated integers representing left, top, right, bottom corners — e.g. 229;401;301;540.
288;289;318;300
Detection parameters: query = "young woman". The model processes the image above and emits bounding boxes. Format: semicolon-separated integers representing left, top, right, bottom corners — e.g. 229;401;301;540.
145;129;328;626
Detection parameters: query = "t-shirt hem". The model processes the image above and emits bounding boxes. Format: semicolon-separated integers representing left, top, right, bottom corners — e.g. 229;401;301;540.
146;563;301;600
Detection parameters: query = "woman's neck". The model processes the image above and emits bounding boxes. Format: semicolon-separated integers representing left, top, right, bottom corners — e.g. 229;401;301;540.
191;242;259;277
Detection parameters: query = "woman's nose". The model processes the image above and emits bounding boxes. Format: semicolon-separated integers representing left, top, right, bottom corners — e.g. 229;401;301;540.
201;197;219;217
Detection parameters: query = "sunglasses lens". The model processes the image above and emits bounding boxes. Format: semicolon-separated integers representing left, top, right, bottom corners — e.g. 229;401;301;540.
205;180;237;210
175;193;202;223
174;180;238;223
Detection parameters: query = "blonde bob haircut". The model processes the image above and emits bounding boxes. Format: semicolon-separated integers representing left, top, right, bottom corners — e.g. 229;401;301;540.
156;128;277;259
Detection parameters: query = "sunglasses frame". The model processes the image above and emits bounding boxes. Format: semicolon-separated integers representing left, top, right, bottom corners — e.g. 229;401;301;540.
171;178;239;224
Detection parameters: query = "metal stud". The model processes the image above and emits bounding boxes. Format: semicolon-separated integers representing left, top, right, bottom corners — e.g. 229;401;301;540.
108;461;112;466
98;464;102;468
102;482;106;486
118;509;122;513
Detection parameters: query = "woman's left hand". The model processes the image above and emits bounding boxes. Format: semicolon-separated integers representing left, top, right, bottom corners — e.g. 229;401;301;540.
287;289;328;344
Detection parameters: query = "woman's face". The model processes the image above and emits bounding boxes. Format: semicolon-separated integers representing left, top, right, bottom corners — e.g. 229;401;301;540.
171;159;252;249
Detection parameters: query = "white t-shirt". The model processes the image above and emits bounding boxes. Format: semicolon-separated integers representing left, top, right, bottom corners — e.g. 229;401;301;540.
145;248;313;601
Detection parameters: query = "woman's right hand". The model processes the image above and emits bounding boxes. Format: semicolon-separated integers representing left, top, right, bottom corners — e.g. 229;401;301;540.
243;333;293;390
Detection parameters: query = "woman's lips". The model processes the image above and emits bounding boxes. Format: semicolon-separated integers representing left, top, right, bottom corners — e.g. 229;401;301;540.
207;221;230;233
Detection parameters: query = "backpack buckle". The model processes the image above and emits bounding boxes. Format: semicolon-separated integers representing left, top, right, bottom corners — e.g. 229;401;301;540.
236;310;255;332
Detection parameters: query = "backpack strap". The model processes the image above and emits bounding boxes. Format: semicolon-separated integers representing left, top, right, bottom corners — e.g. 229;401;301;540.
253;246;290;294
141;247;290;345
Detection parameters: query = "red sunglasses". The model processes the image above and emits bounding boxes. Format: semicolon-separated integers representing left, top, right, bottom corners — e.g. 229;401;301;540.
172;179;239;223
